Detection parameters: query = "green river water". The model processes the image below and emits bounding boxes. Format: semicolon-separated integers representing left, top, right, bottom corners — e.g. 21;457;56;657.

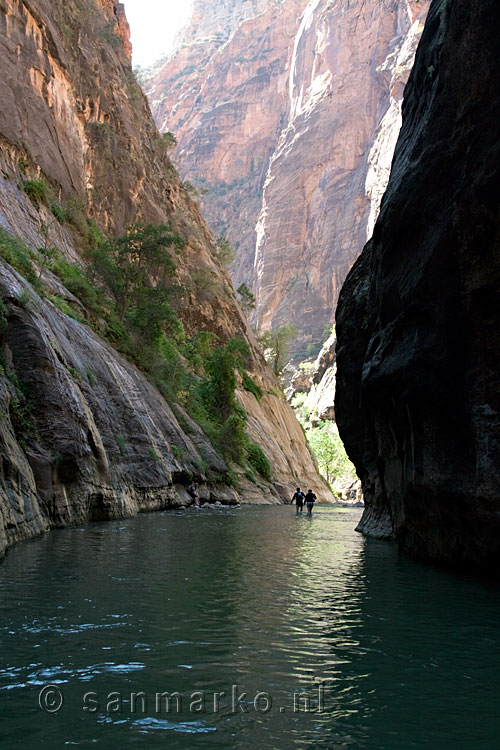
0;505;499;748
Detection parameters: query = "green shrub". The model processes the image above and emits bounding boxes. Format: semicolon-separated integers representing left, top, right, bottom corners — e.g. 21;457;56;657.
246;441;272;481
0;228;40;288
50;256;101;312
115;434;126;456
242;372;263;401
158;131;177;152
214;236;234;267
101;20;122;48
18;288;40;311
0;298;8;332
51;202;68;224
20;179;50;205
237;282;255;313
89;223;183;329
0;224;265;483
65;200;96;245
220;408;248;464
259;325;297;377
183;181;198;195
192;269;221;297
47;293;86;323
171;445;184;460
67;365;82;380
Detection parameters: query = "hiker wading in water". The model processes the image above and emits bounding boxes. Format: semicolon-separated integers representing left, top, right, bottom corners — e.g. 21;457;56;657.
291;487;305;513
305;489;317;514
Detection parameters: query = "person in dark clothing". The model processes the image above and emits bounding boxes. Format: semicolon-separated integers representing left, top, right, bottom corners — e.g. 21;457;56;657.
305;489;317;514
291;487;305;513
188;482;200;507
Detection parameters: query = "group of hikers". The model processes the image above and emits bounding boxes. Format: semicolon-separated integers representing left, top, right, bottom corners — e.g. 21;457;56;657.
291;487;317;514
188;481;317;513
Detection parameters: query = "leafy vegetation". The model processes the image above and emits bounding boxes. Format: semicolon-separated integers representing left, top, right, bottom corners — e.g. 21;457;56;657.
259;325;297;377
214;236;235;267
158;131;177;152
242;371;263;401
307;422;356;486
0;298;8;332
0;228;41;289
291;386;357;493
89;223;184;329
101;19;122;48
246;441;271;481
5;371;36;446
51;201;69;224
237;282;255;313
20;179;50;205
115;433;126;456
0;217;273;482
171;445;184;460
305;341;322;358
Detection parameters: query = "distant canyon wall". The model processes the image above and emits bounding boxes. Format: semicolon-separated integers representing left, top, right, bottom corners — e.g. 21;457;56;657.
147;0;429;356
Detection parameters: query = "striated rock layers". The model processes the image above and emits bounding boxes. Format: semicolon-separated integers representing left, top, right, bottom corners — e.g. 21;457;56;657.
335;0;500;571
0;0;332;557
147;0;428;356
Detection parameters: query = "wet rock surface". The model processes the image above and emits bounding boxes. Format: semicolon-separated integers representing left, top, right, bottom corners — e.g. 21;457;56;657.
336;0;500;570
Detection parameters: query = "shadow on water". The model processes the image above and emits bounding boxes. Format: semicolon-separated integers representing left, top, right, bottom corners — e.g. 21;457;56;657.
0;506;499;749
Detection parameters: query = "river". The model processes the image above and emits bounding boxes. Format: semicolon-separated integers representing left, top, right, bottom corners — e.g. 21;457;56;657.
1;505;499;748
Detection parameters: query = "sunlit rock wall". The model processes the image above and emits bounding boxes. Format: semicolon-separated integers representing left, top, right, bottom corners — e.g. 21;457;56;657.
147;0;429;356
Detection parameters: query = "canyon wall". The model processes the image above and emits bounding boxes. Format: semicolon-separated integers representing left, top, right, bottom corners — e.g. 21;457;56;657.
335;0;500;570
147;0;428;356
0;0;332;557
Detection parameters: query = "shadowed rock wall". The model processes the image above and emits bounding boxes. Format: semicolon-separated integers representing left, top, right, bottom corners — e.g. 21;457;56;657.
335;0;500;570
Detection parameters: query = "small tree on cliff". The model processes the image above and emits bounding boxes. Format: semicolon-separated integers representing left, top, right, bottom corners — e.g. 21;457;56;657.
90;223;185;334
214;236;235;267
237;282;256;313
259;325;297;377
159;131;177;152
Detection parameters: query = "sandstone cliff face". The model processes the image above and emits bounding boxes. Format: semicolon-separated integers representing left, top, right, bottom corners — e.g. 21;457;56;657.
173;0;271;48
147;0;428;356
147;0;308;296
335;0;500;570
0;0;332;557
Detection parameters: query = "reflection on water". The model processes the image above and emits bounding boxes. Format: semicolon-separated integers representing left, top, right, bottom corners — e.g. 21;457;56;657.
1;506;499;749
